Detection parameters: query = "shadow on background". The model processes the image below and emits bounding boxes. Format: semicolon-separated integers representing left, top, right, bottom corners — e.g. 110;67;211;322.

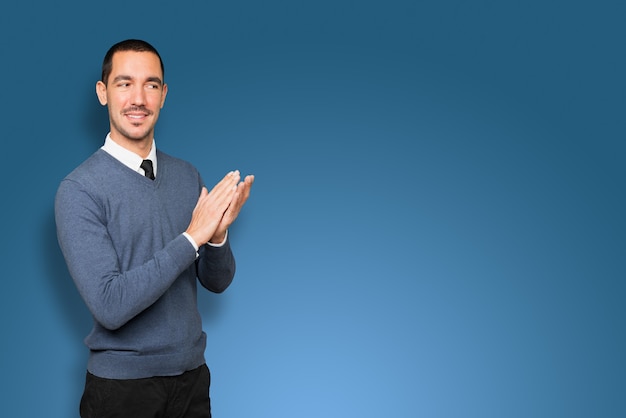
43;211;92;341
80;81;111;150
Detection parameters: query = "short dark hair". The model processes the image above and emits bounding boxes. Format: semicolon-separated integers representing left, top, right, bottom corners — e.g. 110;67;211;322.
101;39;165;85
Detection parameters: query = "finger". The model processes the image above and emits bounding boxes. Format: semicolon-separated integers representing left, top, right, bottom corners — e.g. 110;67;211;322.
192;187;209;210
208;172;236;194
206;171;240;203
239;176;253;200
227;181;251;214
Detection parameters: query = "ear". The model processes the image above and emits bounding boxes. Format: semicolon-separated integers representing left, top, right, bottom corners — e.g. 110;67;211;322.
96;81;107;106
160;83;168;109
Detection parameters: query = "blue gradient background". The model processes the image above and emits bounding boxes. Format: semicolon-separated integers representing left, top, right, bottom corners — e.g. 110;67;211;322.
1;1;624;417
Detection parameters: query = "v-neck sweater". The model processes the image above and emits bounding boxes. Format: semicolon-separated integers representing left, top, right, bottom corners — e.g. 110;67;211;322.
55;149;235;379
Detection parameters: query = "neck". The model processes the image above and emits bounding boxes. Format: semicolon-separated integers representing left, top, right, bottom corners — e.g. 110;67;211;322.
109;134;153;159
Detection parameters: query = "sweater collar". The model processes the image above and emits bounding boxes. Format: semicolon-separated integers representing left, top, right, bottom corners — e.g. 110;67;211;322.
101;133;158;177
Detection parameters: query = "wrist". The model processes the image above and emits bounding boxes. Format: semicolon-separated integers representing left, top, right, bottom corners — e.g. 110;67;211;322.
182;232;200;251
208;230;228;246
209;234;226;244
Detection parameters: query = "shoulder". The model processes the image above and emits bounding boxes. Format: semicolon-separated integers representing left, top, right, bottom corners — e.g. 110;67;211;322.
62;150;117;183
157;150;198;172
156;150;205;186
56;150;126;203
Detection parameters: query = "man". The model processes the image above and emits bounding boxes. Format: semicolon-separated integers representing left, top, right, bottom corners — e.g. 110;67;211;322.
55;39;254;417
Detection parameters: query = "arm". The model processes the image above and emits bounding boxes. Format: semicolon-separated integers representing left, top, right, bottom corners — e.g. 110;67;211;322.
186;171;254;292
188;171;254;292
55;180;198;331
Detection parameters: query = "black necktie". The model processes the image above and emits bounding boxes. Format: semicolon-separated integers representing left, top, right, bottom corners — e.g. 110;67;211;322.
140;159;155;180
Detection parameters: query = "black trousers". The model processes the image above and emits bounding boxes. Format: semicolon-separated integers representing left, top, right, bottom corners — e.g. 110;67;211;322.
79;364;212;418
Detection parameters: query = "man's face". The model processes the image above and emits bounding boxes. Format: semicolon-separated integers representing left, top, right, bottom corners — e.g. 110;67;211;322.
96;50;167;144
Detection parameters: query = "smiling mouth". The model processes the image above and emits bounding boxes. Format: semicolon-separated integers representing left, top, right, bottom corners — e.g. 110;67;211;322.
123;106;152;121
126;114;147;120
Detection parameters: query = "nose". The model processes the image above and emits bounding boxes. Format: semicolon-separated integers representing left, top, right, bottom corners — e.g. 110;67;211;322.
130;84;146;106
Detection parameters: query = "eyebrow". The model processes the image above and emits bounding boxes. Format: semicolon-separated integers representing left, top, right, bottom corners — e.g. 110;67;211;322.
111;75;163;85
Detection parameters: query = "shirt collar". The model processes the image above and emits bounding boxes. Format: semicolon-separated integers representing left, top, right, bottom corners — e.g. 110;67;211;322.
101;133;158;177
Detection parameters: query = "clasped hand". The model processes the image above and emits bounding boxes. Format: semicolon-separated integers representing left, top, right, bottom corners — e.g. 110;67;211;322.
186;170;254;246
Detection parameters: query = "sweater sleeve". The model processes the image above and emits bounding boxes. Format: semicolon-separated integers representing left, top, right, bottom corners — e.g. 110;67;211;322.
196;238;236;293
55;179;198;330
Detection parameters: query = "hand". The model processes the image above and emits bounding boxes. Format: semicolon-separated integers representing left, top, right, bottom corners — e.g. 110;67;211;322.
210;174;255;243
186;171;241;246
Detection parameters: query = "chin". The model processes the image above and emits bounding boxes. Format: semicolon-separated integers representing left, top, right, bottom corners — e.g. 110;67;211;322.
124;126;153;141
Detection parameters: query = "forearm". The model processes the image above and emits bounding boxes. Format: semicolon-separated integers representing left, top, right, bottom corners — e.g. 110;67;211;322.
196;238;236;293
61;232;197;330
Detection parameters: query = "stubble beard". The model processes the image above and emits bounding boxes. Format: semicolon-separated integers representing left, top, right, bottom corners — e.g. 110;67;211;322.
110;111;156;144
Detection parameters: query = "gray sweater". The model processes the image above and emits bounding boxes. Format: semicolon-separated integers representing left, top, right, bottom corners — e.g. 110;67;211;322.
55;149;235;379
